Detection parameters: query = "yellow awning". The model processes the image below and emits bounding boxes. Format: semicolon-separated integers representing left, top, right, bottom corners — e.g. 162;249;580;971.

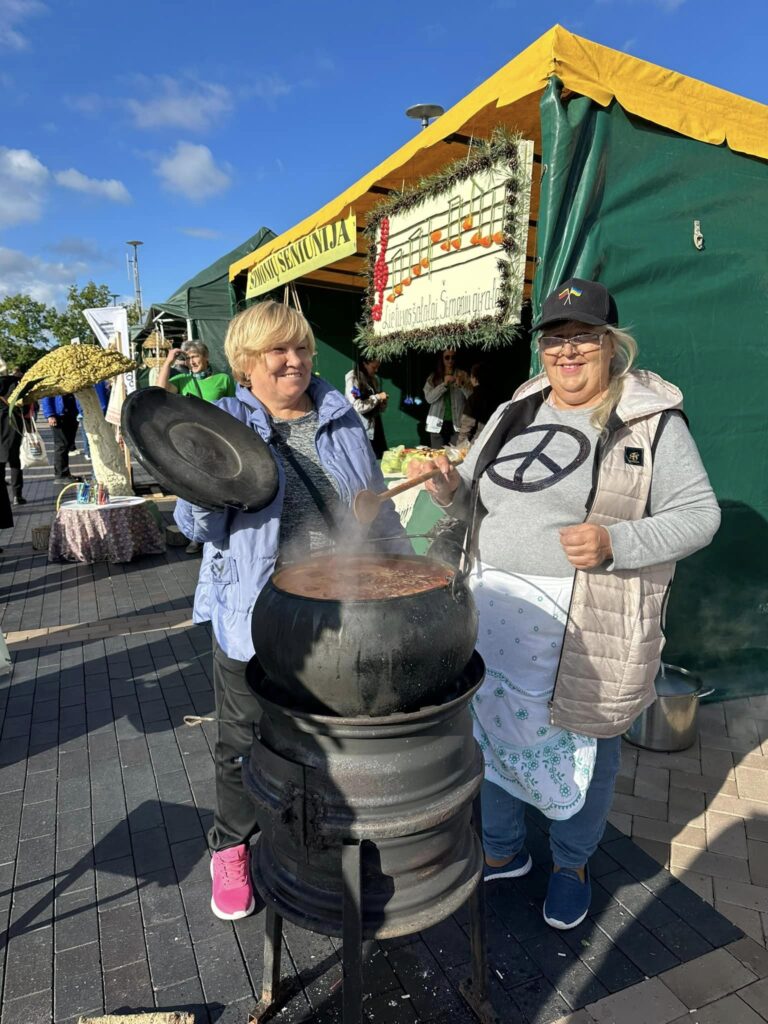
230;25;768;284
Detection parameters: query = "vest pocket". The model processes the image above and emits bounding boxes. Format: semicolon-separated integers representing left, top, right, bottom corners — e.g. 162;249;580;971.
200;555;239;586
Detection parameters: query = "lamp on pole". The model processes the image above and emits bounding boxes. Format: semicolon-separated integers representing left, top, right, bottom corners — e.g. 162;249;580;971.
126;240;144;319
405;103;444;130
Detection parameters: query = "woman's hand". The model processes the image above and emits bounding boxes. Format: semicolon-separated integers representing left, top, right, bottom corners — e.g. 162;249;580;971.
376;391;388;403
410;455;460;506
164;347;182;366
559;524;613;569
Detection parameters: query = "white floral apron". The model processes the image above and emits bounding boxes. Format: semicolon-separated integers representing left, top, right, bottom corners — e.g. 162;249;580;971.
469;563;597;820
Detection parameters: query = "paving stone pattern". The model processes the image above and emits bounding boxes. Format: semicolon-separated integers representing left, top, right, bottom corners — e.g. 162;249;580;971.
0;427;764;1024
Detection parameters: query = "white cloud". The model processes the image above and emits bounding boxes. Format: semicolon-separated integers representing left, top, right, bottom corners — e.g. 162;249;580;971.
0;146;49;227
126;76;233;132
54;167;131;203
0;0;46;51
0;245;83;306
155;142;231;201
181;227;223;239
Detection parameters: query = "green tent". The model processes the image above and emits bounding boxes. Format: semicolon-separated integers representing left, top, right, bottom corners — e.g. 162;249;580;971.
142;227;276;371
229;28;768;694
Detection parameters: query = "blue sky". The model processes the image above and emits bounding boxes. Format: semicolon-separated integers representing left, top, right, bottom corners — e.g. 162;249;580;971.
1;0;765;311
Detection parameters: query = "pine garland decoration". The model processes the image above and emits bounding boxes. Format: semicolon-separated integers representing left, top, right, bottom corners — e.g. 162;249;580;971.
356;127;529;358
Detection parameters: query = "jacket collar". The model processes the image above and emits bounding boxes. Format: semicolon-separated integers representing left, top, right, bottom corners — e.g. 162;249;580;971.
235;375;351;435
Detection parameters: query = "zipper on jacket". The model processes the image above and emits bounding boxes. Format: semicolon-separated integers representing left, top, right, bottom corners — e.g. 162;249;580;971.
548;422;619;725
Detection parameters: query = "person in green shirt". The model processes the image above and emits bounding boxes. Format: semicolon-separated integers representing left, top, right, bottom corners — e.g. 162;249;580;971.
157;340;236;554
157;340;236;403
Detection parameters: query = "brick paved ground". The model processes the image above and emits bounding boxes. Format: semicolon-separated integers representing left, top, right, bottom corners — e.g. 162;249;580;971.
1;426;767;1024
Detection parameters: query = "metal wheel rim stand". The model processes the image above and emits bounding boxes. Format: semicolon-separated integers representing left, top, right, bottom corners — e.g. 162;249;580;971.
248;798;499;1024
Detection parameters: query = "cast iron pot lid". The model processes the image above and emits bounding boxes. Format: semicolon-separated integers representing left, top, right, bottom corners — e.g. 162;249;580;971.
121;387;278;512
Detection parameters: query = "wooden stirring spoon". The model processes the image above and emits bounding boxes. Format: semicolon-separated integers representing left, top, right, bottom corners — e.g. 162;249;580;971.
353;455;464;525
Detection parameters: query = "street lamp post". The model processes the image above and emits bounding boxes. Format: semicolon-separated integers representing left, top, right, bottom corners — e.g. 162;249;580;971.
126;240;144;319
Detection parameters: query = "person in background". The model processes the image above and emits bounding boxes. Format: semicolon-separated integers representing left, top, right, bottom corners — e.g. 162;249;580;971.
415;278;720;931
157;340;235;554
0;362;17;533
174;300;403;921
456;363;505;449
424;348;471;448
0;367;33;505
157;340;236;403
344;355;388;458
40;391;79;482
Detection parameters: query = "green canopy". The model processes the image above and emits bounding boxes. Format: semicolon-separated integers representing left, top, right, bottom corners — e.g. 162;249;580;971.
142;226;276;369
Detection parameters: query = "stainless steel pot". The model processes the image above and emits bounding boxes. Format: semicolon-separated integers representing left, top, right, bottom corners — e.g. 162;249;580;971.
623;663;715;752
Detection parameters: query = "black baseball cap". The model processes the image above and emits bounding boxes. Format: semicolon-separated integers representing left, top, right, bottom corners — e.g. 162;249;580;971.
531;277;619;332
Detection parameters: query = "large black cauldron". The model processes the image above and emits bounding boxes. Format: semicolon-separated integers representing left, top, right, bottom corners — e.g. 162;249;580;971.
251;553;478;717
244;652;485;939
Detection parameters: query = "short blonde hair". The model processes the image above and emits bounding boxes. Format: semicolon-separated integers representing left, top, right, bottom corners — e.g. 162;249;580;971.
224;300;316;384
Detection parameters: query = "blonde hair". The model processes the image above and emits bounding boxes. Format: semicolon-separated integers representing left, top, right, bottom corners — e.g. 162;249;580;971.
590;326;638;433
224;300;316;384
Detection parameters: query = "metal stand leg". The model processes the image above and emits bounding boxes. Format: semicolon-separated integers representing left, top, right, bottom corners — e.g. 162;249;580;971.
459;796;501;1024
250;905;283;1022
342;840;363;1024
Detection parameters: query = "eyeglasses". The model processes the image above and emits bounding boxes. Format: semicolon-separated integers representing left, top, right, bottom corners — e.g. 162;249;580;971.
538;332;604;355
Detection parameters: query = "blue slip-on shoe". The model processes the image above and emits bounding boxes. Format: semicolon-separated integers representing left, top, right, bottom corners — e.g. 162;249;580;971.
483;847;532;882
543;865;591;929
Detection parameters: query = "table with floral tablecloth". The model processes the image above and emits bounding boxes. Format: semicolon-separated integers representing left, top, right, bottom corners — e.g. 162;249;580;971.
48;497;166;563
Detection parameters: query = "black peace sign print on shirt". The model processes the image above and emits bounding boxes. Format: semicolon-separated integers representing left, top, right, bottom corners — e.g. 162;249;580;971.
485;423;591;493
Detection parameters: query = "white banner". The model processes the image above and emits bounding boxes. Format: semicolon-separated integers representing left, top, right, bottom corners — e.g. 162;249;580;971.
83;306;136;395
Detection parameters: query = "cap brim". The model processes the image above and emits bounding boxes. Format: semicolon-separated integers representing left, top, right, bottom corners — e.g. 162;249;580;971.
531;311;611;332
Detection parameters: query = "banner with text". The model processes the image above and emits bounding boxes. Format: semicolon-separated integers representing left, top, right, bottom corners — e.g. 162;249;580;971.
246;212;358;299
83;306;136;395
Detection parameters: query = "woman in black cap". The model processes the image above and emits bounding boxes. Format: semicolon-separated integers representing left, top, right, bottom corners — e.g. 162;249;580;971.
413;277;720;930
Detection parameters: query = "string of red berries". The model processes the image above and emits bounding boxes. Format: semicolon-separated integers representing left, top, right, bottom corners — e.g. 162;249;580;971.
370;216;390;321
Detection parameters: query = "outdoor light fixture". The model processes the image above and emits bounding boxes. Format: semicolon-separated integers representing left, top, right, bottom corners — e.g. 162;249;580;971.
405;103;445;129
126;240;144;319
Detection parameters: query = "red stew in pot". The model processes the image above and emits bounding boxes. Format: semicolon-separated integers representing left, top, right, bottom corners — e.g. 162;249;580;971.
273;555;453;601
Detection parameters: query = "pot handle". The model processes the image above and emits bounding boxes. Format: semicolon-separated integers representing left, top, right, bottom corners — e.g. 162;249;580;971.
696;688;716;700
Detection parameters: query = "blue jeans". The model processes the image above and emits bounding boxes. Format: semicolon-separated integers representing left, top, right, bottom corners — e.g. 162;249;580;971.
481;735;622;870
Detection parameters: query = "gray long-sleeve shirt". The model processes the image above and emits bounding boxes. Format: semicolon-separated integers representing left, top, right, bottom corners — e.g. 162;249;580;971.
443;401;720;578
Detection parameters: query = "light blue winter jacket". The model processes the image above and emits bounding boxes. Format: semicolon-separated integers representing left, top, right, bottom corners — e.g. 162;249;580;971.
174;376;406;662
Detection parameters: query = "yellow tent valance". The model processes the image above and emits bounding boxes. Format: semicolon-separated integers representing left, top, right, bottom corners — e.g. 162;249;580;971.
231;25;768;284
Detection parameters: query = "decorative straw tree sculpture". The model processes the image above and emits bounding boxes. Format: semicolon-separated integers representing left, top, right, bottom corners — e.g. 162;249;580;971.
9;345;137;496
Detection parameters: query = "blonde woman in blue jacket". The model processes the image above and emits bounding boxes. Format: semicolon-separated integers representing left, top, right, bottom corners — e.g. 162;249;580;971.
175;301;403;922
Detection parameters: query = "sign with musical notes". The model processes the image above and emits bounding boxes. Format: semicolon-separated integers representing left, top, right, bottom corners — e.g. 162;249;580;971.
359;134;534;355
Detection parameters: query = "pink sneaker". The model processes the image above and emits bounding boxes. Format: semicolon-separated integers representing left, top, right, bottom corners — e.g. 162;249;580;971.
210;844;256;920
